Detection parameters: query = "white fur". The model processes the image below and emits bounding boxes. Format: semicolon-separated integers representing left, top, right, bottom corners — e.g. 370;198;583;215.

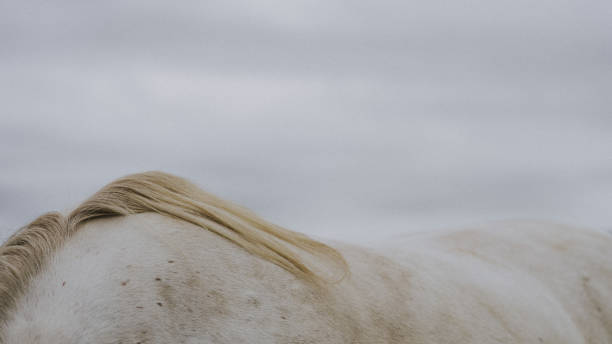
3;215;612;343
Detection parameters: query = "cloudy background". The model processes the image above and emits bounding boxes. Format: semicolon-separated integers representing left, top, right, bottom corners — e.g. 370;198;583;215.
1;0;611;243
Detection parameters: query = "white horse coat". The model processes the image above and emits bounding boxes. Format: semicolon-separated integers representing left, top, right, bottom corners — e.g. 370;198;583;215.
1;172;611;343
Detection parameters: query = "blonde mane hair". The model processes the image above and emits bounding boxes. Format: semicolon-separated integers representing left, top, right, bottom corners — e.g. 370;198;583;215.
0;171;347;323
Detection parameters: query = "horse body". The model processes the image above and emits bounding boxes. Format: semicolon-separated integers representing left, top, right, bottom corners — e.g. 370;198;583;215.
1;172;611;343
382;221;612;343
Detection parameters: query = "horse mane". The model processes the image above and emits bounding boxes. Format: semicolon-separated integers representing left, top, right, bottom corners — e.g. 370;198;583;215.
0;171;348;323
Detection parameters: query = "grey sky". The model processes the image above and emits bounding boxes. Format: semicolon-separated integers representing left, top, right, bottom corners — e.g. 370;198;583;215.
1;0;611;243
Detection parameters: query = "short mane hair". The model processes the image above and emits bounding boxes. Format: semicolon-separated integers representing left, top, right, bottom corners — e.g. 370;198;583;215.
0;171;347;324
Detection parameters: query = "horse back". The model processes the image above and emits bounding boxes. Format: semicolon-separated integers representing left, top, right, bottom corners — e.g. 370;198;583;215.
376;221;612;343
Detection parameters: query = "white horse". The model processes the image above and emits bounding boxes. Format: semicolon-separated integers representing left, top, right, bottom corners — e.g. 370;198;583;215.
1;172;611;343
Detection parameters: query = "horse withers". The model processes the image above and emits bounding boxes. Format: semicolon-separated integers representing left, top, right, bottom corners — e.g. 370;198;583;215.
1;172;610;343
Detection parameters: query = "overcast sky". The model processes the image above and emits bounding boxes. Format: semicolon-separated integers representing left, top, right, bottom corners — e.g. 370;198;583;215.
1;0;611;243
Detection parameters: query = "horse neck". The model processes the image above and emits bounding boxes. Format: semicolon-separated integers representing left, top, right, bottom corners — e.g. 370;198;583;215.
2;214;413;343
